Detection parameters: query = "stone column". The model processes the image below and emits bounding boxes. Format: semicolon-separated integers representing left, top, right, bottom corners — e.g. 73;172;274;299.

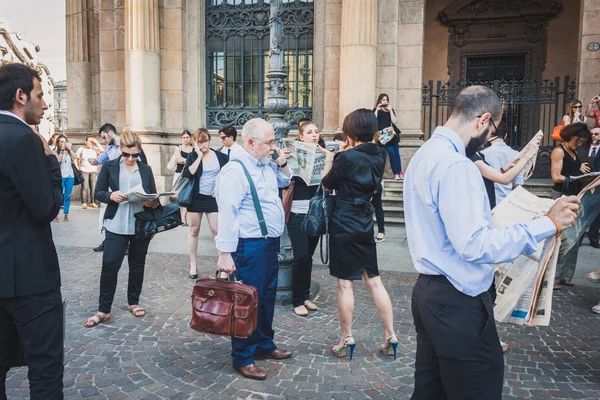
66;0;93;132
338;0;377;126
577;0;600;102
125;0;162;132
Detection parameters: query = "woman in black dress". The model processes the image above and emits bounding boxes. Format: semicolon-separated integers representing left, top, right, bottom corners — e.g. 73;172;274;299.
550;122;591;289
321;109;399;361
182;129;229;279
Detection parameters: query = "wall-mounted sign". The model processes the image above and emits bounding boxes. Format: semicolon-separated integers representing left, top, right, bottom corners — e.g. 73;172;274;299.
588;42;600;51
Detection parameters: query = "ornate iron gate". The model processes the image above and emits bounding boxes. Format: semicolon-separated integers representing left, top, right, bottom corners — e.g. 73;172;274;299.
422;77;577;179
205;0;314;129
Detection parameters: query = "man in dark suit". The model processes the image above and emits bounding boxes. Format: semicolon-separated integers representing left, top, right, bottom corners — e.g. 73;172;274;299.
578;126;600;247
0;63;64;399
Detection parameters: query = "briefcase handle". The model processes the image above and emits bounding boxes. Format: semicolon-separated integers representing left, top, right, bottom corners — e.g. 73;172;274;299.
211;270;243;284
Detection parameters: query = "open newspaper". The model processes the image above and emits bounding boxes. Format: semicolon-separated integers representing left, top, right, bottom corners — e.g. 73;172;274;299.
516;130;543;181
284;139;326;186
492;176;600;326
125;184;175;203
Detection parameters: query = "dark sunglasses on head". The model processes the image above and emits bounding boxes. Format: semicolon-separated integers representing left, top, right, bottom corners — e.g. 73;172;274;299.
122;151;140;159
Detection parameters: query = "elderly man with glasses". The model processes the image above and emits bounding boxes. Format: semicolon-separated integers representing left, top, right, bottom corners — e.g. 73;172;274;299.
214;118;294;380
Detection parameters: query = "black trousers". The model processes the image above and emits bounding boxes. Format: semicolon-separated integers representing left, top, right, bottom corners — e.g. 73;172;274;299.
371;182;385;234
288;213;320;307
588;213;600;244
0;289;64;400
99;230;151;313
411;275;504;400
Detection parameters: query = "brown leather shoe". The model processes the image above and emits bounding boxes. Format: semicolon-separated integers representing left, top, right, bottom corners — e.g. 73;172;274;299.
255;348;293;360
235;363;267;380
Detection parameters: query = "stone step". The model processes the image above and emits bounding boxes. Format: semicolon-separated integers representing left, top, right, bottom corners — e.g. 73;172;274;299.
382;179;404;189
382;198;403;208
382;206;404;219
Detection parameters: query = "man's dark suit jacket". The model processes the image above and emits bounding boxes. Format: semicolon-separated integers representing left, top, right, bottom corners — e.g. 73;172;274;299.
0;113;63;298
95;158;157;220
577;145;600;172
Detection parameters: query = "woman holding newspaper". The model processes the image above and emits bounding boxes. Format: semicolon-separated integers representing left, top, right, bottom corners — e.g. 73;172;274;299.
550;122;592;290
182;129;229;279
84;130;160;327
284;121;327;316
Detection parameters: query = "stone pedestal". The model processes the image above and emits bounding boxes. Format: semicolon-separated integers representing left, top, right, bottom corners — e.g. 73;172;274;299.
338;0;377;125
577;0;600;102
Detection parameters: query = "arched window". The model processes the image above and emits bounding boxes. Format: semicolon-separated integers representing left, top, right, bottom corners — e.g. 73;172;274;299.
206;0;313;128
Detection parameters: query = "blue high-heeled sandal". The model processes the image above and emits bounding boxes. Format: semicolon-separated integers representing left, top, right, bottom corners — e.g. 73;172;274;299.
381;334;399;360
332;336;357;360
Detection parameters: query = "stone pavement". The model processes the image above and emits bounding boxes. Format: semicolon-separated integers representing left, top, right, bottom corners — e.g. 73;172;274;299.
5;242;600;399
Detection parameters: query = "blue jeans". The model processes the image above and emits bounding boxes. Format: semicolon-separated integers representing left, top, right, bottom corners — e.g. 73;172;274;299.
230;237;279;368
61;177;75;214
385;135;402;174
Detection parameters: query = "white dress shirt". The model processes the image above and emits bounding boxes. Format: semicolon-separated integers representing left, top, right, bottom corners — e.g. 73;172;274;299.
220;142;244;160
215;148;292;253
404;126;557;297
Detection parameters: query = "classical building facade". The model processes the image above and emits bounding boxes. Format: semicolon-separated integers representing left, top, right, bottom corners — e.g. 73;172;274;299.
66;0;600;186
54;80;68;132
0;21;55;139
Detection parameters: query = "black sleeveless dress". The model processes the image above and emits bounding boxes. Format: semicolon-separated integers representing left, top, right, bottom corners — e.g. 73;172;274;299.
553;144;582;195
175;148;191;173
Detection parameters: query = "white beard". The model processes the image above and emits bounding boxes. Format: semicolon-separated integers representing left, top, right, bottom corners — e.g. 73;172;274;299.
258;156;272;166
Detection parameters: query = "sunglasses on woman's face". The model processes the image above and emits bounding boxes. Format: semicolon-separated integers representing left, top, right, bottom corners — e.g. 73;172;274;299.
122;152;140;159
573;105;582;109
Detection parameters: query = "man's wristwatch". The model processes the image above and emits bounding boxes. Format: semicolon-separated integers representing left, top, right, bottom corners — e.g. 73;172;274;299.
278;161;288;168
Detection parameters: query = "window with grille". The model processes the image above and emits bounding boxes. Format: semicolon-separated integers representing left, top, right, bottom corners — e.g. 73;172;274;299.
206;0;313;128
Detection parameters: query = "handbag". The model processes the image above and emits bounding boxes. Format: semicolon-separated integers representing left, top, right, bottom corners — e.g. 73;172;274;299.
134;202;182;240
175;176;194;208
166;146;180;172
302;184;336;237
552;124;564;141
72;163;84;186
391;109;401;136
379;126;396;145
190;272;259;339
282;179;296;224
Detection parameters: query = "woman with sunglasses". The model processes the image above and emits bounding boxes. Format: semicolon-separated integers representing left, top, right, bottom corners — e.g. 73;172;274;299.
182;129;229;279
84;130;159;327
563;99;587;126
550;123;591;290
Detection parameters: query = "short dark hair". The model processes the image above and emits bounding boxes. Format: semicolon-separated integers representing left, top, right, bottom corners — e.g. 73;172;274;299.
99;123;117;136
218;125;237;141
342;109;379;143
0;63;41;110
450;85;502;124
560;122;590;144
181;129;191;138
333;132;348;142
495;121;509;140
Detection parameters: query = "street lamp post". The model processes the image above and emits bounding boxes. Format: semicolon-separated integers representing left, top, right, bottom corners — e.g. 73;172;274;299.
264;0;319;303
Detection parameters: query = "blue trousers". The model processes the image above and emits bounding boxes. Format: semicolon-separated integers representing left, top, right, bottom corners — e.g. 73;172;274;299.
61;177;74;214
230;237;279;369
385;135;402;174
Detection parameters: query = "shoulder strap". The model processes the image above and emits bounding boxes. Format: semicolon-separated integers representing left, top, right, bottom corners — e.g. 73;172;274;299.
232;159;268;237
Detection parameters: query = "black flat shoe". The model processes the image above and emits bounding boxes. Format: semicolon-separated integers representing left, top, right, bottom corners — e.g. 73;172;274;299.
189;274;198;279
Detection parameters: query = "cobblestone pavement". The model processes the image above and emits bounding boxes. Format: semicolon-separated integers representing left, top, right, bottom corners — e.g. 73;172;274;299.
5;246;600;399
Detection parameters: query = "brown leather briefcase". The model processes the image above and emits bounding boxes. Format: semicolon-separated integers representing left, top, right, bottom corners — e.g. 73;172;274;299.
190;273;259;339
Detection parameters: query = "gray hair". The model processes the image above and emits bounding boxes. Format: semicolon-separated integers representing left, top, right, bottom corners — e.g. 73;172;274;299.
241;118;269;144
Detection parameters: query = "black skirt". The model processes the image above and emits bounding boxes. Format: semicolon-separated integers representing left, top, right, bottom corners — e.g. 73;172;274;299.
329;198;379;280
187;193;218;213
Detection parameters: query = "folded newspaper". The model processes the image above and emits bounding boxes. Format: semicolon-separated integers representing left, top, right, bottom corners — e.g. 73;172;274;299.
125;184;175;203
284;139;327;186
491;177;600;326
516;130;543;181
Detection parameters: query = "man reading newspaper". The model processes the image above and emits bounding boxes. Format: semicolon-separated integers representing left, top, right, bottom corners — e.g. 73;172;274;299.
404;85;580;400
